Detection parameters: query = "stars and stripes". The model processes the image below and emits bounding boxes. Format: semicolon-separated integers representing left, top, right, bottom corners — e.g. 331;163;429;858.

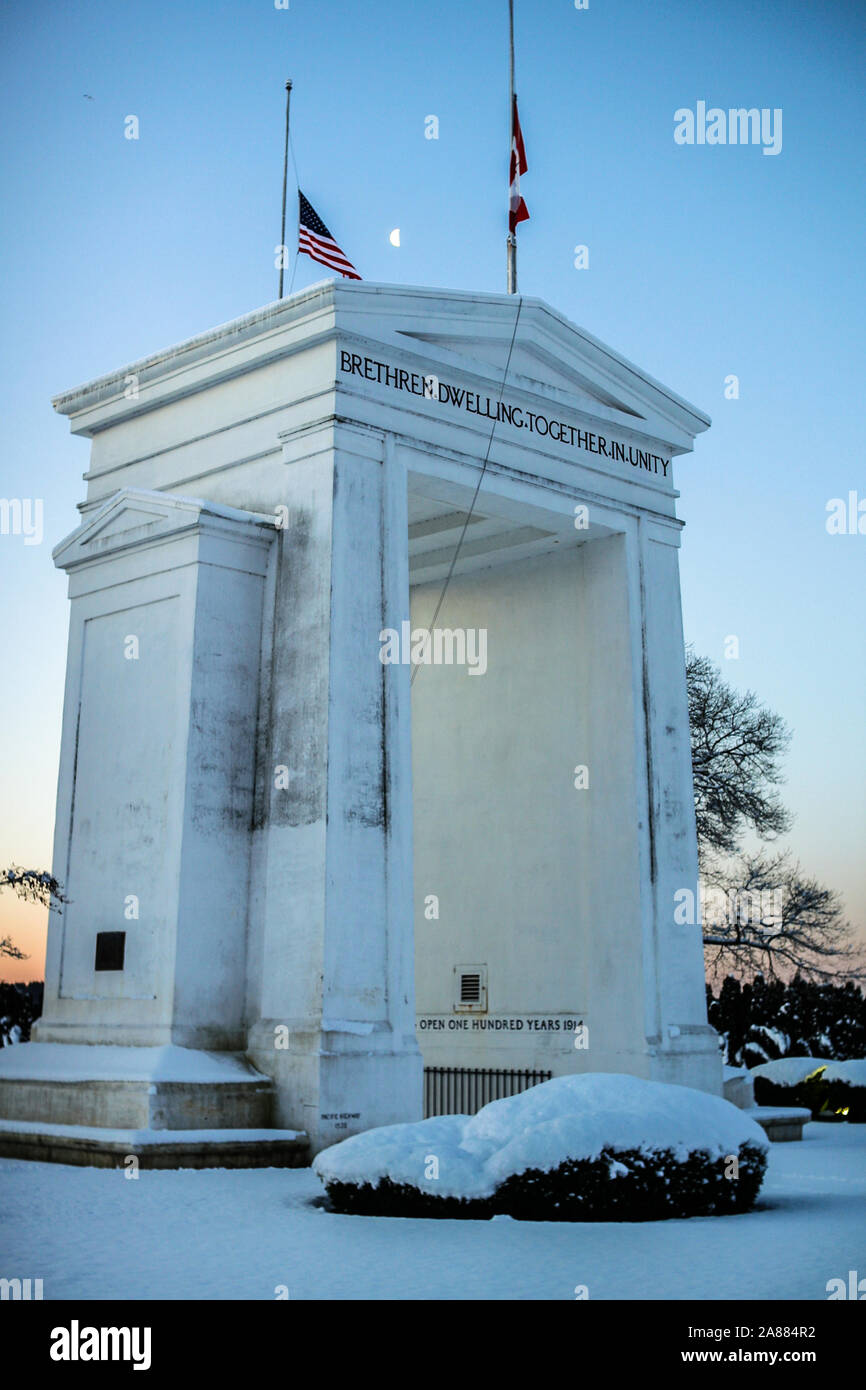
509;95;529;234
298;191;361;280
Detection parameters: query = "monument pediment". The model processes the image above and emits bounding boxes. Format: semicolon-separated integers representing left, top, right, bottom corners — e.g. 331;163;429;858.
395;330;645;419
348;287;710;444
52;489;274;569
79;502;175;546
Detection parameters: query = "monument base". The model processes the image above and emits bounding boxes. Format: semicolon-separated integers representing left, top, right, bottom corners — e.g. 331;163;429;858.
247;1021;423;1155
648;1025;724;1095
0;1043;310;1166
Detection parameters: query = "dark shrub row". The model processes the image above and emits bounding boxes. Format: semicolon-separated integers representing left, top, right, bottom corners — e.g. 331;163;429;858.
754;1070;866;1122
823;1080;866;1123
708;975;866;1069
323;1141;768;1221
753;1070;827;1117
0;981;43;1046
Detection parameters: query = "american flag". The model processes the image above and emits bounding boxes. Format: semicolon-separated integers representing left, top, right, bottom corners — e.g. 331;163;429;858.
298;191;361;280
509;96;529;234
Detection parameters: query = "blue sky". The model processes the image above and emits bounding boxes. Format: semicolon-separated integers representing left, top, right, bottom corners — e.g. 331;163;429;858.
1;0;864;977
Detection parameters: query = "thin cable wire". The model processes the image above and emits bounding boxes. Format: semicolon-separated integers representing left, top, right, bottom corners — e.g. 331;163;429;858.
410;294;524;686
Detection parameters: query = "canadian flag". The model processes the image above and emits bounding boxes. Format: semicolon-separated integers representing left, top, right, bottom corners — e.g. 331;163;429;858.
509;95;529;234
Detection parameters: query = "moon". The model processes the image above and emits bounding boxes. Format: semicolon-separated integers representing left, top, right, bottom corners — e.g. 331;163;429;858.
389;228;401;247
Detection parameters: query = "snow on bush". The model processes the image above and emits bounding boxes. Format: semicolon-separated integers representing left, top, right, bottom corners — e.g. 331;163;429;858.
751;1057;828;1117
750;1057;826;1086
823;1060;866;1085
751;1057;866;1121
314;1074;769;1221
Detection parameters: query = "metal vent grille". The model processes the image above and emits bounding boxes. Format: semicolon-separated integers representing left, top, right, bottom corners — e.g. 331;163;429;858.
460;973;481;1003
454;964;487;1012
425;1067;553;1118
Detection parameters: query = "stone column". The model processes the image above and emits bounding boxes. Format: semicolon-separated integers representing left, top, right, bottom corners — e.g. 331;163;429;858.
247;423;422;1152
635;517;722;1093
579;530;650;1075
36;492;275;1052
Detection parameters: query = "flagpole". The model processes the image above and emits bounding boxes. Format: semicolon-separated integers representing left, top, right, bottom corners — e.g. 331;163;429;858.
278;78;293;299
507;0;517;294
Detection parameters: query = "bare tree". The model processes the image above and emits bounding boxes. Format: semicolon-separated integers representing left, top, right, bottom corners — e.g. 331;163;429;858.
0;867;66;962
686;650;791;859
702;850;864;985
686;653;862;983
1;867;65;909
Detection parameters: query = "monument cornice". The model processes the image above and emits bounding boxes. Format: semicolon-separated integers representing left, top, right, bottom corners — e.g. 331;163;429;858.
51;282;710;455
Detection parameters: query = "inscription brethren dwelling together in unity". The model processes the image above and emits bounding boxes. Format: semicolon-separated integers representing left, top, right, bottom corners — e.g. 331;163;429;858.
0;281;722;1163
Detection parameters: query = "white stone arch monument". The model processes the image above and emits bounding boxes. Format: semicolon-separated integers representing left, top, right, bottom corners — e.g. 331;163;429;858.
0;283;720;1161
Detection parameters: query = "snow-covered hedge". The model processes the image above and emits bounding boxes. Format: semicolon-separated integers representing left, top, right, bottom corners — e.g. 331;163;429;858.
313;1074;769;1221
750;1057;826;1087
751;1057;828;1115
751;1057;866;1120
822;1061;866;1122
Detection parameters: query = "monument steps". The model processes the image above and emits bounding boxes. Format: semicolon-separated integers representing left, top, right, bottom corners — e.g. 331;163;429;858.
0;1044;311;1166
0;1119;310;1169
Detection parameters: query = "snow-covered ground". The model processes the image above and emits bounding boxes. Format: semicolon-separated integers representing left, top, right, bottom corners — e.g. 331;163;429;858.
1;1123;863;1300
